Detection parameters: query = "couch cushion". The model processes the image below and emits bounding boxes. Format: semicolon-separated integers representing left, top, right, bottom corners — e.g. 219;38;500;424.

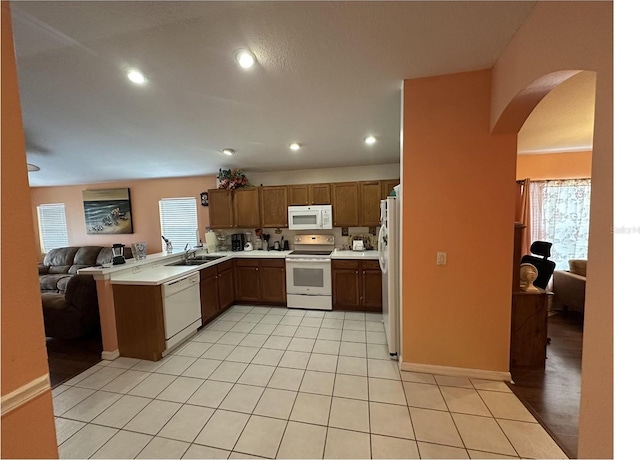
41;293;68;310
40;274;72;292
43;247;79;267
73;246;104;265
57;276;73;292
48;265;72;274
568;259;587;277
38;264;50;275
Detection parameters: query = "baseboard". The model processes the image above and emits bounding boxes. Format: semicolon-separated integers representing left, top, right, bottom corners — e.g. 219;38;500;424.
101;349;120;361
1;374;51;416
401;361;512;382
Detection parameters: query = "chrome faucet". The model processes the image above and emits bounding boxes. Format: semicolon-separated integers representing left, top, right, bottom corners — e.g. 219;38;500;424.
183;243;198;260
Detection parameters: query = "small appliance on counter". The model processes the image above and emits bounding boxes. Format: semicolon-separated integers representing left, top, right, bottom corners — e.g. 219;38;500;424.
231;233;245;251
112;243;126;265
244;241;254;251
351;240;364;251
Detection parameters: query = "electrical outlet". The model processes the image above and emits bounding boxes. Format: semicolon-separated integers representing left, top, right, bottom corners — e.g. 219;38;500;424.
436;252;447;265
341;227;349;236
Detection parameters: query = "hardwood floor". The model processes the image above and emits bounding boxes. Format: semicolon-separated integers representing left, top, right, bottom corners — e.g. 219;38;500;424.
46;333;103;388
509;311;584;459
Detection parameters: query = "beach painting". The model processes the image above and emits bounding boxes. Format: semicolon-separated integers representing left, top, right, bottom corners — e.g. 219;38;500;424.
83;188;133;234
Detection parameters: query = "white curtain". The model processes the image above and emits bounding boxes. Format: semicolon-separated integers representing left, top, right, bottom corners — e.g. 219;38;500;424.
529;179;591;270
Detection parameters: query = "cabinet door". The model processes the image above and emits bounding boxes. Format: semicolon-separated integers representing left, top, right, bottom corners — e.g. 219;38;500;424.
235;259;261;302
332;260;360;309
359;181;383;227
383;179;400;198
331;182;359;227
360;261;382;311
261;186;288;228
217;261;235;311
288;185;309;206
208;189;234;228
259;259;286;304
234;188;261;228
309;184;331;205
200;270;220;325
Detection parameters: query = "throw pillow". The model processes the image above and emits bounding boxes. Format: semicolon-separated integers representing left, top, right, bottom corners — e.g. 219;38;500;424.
568;259;587;277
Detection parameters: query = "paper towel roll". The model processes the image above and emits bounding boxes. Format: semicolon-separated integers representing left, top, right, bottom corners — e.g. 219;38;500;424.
205;232;217;253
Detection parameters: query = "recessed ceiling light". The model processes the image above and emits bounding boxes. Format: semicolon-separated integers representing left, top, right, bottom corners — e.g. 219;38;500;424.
365;136;377;145
222;148;235;156
289;143;301;151
27;163;40;172
235;50;256;69
126;69;147;84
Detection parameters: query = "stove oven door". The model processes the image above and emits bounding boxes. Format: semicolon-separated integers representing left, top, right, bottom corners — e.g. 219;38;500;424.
285;258;332;296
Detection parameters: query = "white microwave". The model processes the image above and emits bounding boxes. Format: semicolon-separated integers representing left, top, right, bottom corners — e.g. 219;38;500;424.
288;205;333;230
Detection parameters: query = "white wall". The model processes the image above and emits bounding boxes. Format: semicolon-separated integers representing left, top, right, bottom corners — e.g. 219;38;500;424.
248;163;400;186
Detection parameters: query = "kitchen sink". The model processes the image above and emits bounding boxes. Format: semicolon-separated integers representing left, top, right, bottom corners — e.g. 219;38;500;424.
165;259;210;266
165;255;225;267
191;255;225;261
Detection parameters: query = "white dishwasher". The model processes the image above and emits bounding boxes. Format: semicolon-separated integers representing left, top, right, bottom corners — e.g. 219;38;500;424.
162;272;202;352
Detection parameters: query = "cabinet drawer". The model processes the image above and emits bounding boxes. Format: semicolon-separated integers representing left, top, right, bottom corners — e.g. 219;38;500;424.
217;260;234;273
361;260;381;271
235;259;260;268
260;259;285;268
332;260;358;270
200;265;218;281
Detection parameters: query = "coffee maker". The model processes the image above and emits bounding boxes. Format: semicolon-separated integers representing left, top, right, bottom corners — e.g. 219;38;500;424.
231;233;245;251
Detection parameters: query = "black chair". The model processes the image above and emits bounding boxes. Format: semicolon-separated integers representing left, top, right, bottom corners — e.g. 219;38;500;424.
521;241;556;290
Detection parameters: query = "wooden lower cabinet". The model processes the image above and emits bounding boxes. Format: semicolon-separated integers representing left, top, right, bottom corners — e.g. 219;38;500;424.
259;259;286;304
217;260;235;311
112;284;166;361
235;258;286;305
332;259;382;312
200;260;236;326
235;259;261;302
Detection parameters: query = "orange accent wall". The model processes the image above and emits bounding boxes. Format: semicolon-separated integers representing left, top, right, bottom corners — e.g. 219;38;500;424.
402;70;516;372
492;3;612;457
516;151;592;180
31;176;216;255
1;2;58;457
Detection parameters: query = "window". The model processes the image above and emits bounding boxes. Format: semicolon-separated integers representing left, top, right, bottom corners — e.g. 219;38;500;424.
37;204;69;253
159;197;199;251
530;179;591;270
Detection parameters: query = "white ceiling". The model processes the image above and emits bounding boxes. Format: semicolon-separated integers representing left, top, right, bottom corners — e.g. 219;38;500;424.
11;1;593;187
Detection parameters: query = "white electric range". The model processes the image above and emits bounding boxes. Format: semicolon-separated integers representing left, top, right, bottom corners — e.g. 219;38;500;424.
285;234;335;311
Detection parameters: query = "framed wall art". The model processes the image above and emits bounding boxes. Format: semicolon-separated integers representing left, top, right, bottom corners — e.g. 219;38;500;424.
83;188;133;234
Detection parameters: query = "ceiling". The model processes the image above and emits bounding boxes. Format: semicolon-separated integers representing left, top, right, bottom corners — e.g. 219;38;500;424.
11;1;594;188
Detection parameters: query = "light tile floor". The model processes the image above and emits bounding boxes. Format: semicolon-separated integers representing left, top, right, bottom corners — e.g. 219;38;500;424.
53;305;567;459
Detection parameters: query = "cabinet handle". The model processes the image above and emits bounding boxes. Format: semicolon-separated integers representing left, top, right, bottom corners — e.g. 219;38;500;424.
255;268;259;271
363;270;366;274
355;270;358;274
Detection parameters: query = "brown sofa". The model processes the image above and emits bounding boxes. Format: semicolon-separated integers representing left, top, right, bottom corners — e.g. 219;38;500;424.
38;246;132;339
552;259;587;313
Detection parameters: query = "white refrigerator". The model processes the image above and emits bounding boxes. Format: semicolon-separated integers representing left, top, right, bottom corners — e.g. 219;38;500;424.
378;185;401;357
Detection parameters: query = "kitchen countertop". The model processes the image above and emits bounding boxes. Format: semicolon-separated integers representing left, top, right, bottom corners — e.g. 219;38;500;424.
105;248;379;286
332;249;380;260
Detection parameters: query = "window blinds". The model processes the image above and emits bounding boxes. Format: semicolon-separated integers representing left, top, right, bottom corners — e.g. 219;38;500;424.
159;197;199;251
37;204;69;253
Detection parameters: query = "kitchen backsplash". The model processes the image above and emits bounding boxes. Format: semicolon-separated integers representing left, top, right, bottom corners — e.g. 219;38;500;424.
208;226;379;251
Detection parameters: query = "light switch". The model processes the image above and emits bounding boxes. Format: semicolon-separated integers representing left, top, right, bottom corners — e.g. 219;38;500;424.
436;252;447;265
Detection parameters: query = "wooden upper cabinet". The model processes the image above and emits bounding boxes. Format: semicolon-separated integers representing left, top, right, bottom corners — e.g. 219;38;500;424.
208;189;234;228
288;183;332;206
331;182;359;227
261;186;288;228
234;187;261;228
288;185;309;206
309;184;331;205
383;179;400;198
359;181;383;227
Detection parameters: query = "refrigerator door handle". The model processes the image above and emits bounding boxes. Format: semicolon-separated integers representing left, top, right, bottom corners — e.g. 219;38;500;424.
378;223;388;274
